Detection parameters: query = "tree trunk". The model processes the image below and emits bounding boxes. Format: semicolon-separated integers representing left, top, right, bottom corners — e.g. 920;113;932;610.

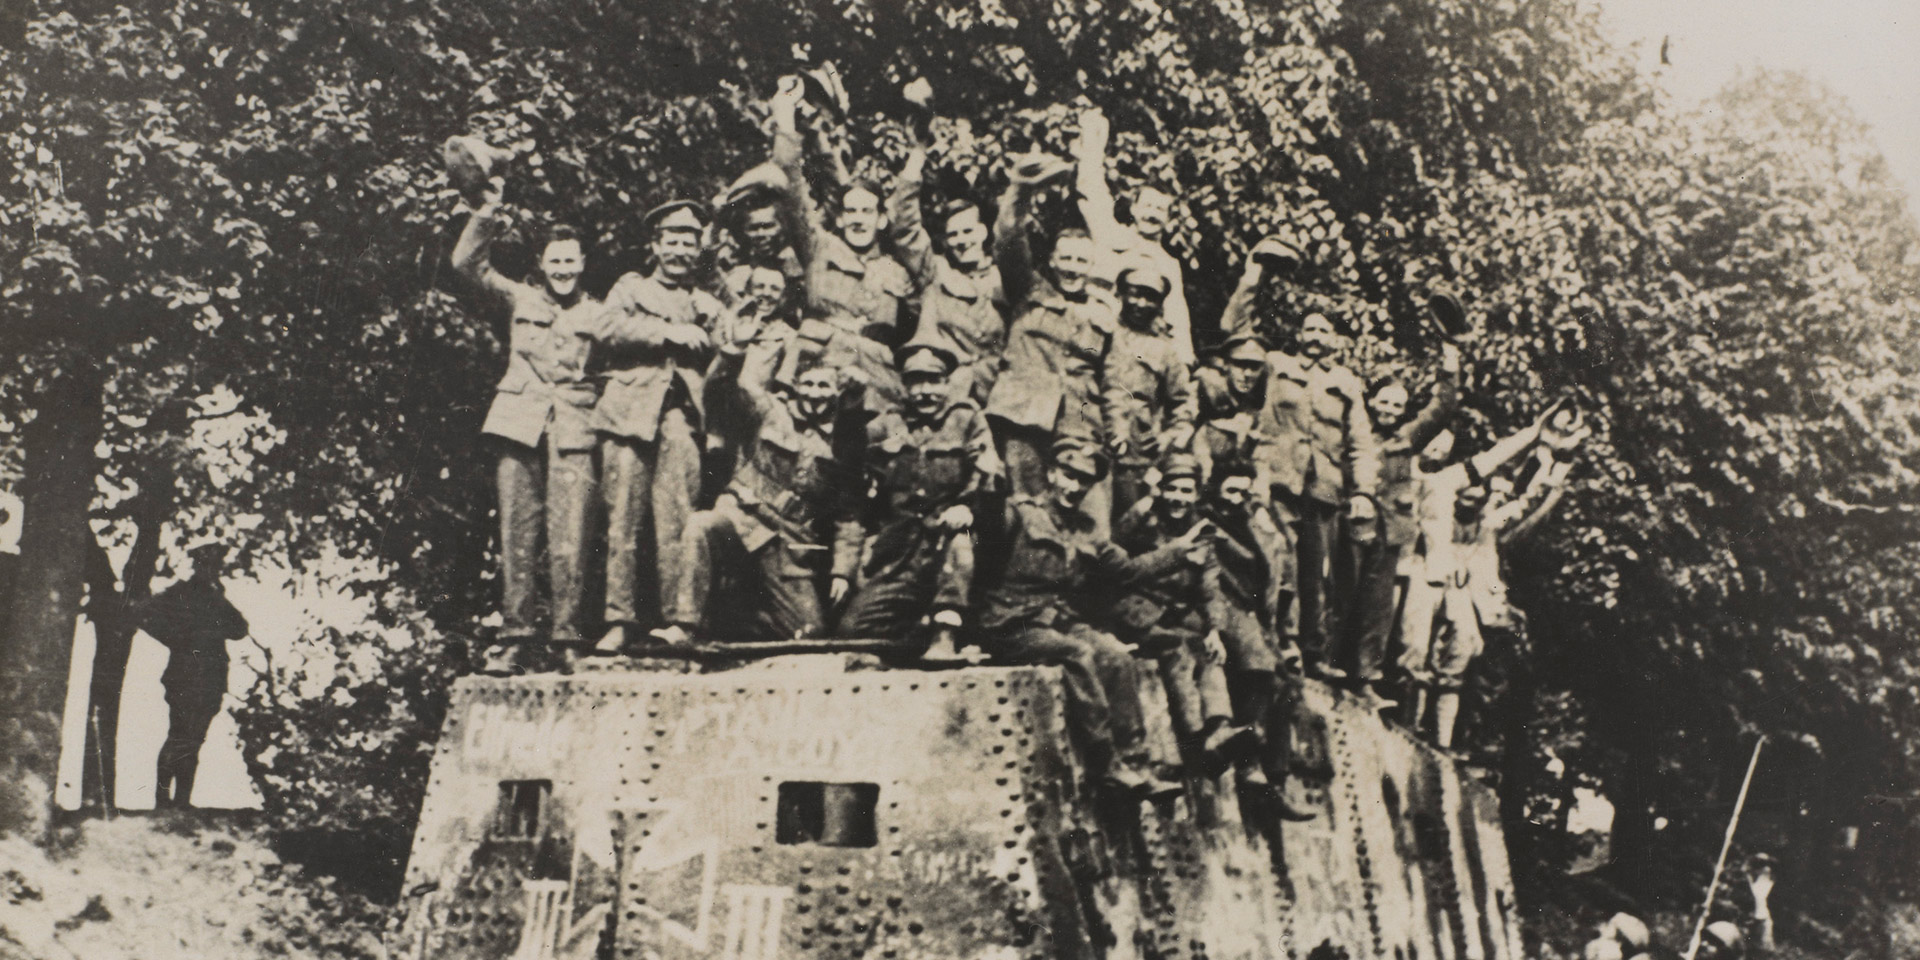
79;493;165;812
0;359;105;838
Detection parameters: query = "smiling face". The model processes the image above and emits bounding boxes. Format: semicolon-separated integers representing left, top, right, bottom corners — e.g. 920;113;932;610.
1131;188;1172;241
1049;464;1097;510
1050;233;1096;297
540;239;584;298
1369;383;1409;429
793;366;839;421
906;375;949;419
1118;278;1165;330
1215;474;1254;509
837;185;884;252
1298;312;1339;359
942;205;988;271
743;266;788;319
742;204;784;258
1158;476;1199;522
651;228;702;282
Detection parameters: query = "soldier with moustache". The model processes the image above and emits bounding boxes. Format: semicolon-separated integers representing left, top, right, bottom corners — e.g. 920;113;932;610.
450;175;600;669
838;344;1001;654
589;201;724;654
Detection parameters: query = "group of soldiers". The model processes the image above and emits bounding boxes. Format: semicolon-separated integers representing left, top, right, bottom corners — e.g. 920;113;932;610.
450;72;1586;805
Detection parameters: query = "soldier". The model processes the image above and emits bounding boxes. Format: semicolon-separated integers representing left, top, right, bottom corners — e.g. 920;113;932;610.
1202;462;1317;820
975;438;1205;799
838;345;1001;652
450;178;599;669
1342;342;1461;697
1193;333;1274;482
1104;262;1197;524
134;542;247;809
1112;454;1254;773
717;165;805;306
654;348;863;645
1071;106;1196;363
984;167;1120;531
893;81;1022;408
589;201;723;655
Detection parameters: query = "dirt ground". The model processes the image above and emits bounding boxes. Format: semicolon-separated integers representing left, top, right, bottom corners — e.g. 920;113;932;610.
0;814;385;960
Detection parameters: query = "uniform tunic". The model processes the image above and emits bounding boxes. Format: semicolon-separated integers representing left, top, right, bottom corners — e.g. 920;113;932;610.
1112;501;1235;738
138;577;248;806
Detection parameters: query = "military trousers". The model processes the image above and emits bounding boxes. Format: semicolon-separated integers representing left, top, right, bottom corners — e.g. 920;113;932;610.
982;621;1146;770
602;408;700;630
1396;556;1446;683
997;421;1111;538
1338;522;1401;682
496;431;597;642
1275;493;1346;668
1144;614;1235;744
156;678;224;808
667;500;827;642
837;520;974;637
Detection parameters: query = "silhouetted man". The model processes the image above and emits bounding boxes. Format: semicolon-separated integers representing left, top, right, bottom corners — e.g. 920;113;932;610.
135;542;247;809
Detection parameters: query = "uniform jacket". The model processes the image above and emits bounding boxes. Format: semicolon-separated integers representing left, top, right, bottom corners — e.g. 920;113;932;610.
1378;373;1460;547
891;166;1014;405
1253;351;1381;505
769;123;919;345
592;273;726;442
1193;364;1264;477
138;578;248;691
864;400;1001;521
1106;325;1196;464
978;495;1189;632
714;348;864;580
1111;500;1231;638
451;206;599;451
984;279;1118;437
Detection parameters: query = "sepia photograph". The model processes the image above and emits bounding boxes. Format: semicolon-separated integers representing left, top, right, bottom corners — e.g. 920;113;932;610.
1;0;1917;958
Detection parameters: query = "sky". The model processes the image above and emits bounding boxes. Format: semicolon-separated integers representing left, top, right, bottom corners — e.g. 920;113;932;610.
1597;0;1920;201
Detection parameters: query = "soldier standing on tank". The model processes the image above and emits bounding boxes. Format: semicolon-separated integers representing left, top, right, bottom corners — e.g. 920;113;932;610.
975;438;1206;800
450;176;600;672
893;81;1022;409
1202;462;1317;820
838;344;1001;653
1112;453;1254;774
1071;106;1196;364
1222;246;1381;681
134;542;248;809
589;201;724;655
1102;262;1197;527
654;348;864;645
1342;341;1460;699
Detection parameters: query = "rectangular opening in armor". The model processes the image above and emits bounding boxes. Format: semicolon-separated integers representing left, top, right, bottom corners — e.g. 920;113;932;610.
776;782;878;847
493;779;552;839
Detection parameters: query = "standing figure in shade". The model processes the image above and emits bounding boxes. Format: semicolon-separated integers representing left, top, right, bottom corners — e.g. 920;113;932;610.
450;177;600;672
655;349;864;645
839;344;1002;653
590;201;724;655
975;438;1204;800
135;542;247;809
1342;341;1460;699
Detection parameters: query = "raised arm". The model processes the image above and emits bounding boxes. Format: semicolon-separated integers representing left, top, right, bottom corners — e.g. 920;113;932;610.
1072;107;1130;252
993;182;1036;311
449;183;516;304
1467;416;1545;481
768;80;822;270
1403;343;1463;451
1219;254;1265;339
890;144;938;289
1502;453;1573;544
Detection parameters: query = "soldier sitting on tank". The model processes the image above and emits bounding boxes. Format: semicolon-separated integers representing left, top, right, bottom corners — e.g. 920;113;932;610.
1201;461;1318;821
1111;453;1255;775
975;437;1209;800
837;344;1001;655
654;348;864;645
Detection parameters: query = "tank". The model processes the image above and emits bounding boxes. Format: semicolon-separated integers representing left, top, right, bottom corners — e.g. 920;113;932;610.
395;654;1525;960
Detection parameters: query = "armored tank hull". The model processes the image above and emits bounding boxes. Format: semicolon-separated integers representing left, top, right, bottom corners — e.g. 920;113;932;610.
397;657;1524;960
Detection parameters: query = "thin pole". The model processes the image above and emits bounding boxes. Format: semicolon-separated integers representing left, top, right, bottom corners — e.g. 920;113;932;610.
1683;737;1764;960
89;705;113;821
